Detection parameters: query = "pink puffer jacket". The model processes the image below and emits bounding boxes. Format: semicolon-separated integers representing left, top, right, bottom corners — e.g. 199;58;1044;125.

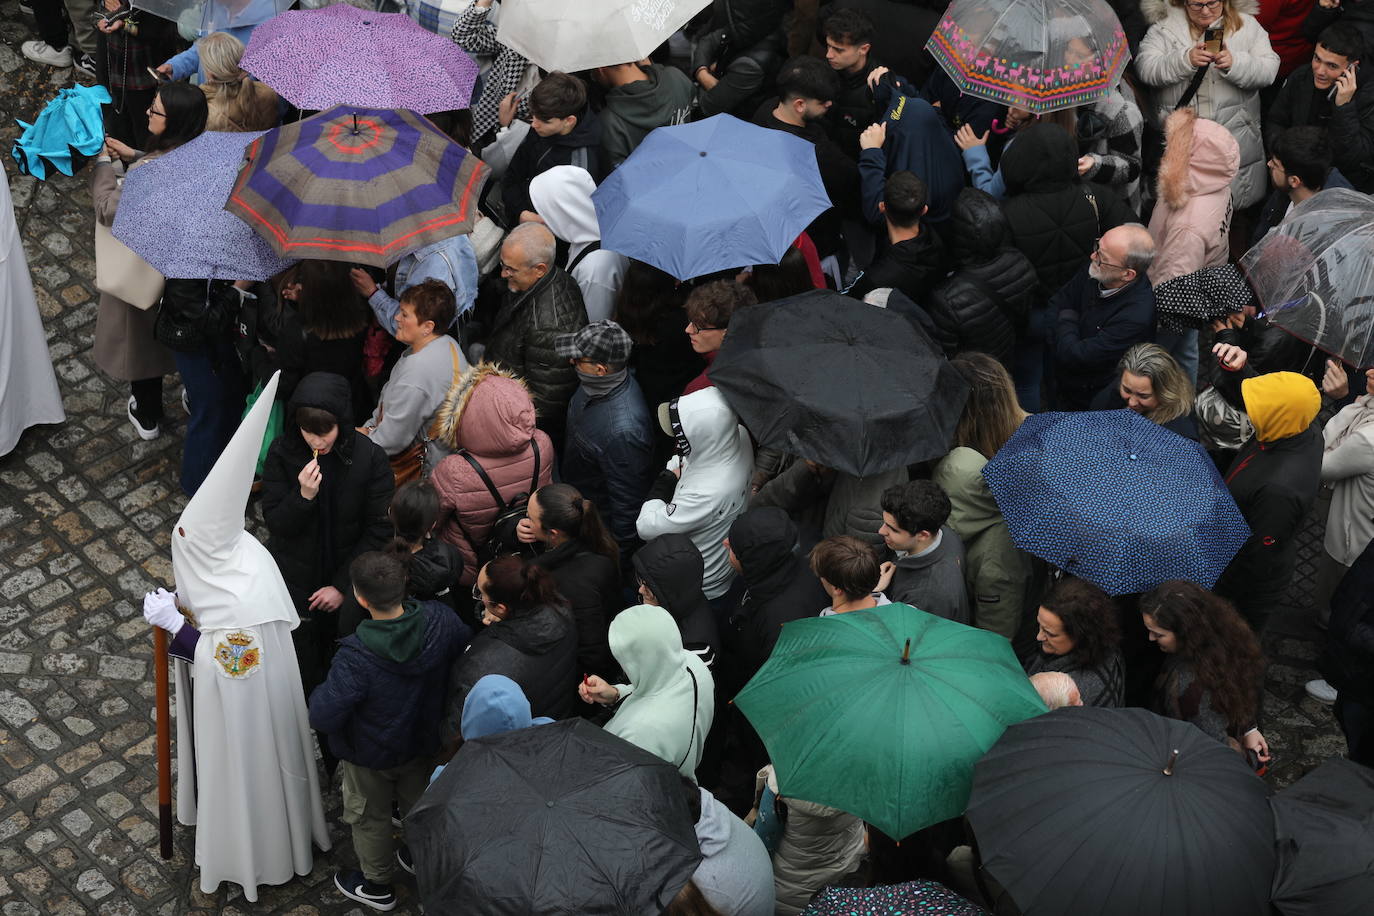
430;363;554;584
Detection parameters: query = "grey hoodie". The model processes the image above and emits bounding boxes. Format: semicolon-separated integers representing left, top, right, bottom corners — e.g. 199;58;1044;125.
692;787;775;916
600;64;696;168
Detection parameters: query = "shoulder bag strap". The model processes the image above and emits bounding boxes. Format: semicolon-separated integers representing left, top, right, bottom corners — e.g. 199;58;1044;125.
527;437;541;492
566;240;601;275
458;449;508;510
1175;63;1210;111
423;341;464;443
675;666;700;771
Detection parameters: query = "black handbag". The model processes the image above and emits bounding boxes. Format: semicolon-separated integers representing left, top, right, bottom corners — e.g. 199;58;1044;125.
155;278;241;353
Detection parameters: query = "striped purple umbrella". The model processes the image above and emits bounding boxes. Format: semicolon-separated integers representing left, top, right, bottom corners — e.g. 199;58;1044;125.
112;130;295;280
224;106;490;268
240;4;479;114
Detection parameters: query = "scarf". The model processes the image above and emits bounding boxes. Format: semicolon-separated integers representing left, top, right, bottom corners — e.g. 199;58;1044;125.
577;368;629;401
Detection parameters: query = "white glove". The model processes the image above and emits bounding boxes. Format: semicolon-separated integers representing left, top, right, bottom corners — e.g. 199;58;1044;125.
142;588;184;635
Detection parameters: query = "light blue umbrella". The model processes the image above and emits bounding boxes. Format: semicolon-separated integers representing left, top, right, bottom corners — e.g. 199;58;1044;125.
591;114;831;281
113;130;296;281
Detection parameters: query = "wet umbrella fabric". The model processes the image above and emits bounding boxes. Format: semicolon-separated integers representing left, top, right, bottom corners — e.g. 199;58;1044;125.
224;106;489;268
1270;757;1374;916
968;706;1275;916
495;0;710;73
981;409;1250;595
112;131;295;281
1155;263;1254;333
11;84;110;180
735;603;1046;840
710;289;969;477
405;718;701;915
802;879;987;915
240;4;480;113
1240;188;1374;368
591;114;830;281
926;0;1131;114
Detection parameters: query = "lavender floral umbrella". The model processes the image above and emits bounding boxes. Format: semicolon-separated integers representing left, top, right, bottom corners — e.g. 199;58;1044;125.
240;3;479;113
112;130;295;281
926;0;1130;114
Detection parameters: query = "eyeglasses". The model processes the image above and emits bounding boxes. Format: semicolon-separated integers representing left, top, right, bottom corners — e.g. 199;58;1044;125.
147;106;167;119
686;321;723;334
1091;241;1128;272
1184;0;1222;10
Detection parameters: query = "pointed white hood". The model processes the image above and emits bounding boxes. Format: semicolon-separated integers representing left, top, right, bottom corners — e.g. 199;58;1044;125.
171;371;299;631
528;165;600;262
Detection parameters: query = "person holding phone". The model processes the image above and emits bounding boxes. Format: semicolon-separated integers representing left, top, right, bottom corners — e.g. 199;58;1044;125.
1267;23;1374;192
1137;0;1280;209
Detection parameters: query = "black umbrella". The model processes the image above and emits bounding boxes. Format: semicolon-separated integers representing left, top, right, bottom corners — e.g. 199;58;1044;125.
1271;757;1374;916
710;289;969;477
405;719;702;915
967;707;1274;916
1154;263;1254;332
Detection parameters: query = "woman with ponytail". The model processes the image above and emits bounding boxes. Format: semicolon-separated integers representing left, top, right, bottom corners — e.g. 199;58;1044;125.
198;32;280;132
443;555;578;742
388;481;463;612
518;483;622;676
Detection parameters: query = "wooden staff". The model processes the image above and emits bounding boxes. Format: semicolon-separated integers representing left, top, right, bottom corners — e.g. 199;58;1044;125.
154;626;173;860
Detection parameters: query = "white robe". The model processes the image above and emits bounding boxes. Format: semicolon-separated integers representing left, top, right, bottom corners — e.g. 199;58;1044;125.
174;620;330;901
0;173;64;456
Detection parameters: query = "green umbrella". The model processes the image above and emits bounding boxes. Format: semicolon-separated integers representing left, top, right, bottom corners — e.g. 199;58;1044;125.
735;603;1046;839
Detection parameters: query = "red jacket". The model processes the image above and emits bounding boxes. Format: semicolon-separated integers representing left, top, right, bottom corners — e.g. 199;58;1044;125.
1257;0;1314;78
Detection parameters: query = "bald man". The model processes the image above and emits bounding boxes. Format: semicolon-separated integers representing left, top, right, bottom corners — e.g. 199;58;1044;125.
1050;223;1157;410
484;223;589;447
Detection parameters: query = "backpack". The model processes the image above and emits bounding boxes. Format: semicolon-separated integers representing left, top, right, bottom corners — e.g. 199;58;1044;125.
452;439;542;567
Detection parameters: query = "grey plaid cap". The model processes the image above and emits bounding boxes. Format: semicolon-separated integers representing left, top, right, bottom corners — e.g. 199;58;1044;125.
554;319;633;365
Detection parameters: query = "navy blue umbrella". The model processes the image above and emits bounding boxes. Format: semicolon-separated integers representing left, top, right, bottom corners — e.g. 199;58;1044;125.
591;114;831;281
981;409;1250;595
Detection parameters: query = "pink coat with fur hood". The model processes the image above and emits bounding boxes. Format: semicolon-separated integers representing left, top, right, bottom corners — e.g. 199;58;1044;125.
430;363;554;585
1147;109;1240;286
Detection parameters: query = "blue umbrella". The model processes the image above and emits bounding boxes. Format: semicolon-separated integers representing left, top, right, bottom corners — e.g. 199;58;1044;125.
591;114;831;281
113;131;296;281
12;85;111;180
981;409;1250;595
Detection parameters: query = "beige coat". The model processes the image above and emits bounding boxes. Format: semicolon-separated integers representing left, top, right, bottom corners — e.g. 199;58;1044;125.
1136;0;1279;208
90;158;175;382
1322;395;1374;566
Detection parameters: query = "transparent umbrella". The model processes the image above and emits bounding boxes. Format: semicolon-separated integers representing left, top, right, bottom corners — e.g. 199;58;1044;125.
1240;188;1374;368
495;0;710;73
925;0;1131;114
132;0;289;33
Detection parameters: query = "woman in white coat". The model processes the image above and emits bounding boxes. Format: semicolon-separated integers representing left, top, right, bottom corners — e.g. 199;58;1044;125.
1136;0;1279;209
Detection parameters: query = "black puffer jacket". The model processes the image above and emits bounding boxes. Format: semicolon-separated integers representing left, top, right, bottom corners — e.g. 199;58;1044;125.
444;602;579;742
531;540;620;677
1000;123;1134;301
261;372;394;608
408;538;464;603
485;267;589;445
927;188;1037;365
722;507;827;693
633;534;720;669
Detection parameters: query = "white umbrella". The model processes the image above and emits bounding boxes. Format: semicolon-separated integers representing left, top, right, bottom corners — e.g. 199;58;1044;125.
495;0;709;73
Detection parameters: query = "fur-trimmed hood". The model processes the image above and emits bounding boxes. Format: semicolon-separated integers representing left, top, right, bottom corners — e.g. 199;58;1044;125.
1156;108;1240;209
430;362;537;456
1142;0;1259;23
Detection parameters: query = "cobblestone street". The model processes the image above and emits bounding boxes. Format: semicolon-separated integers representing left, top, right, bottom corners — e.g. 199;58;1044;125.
0;7;1354;914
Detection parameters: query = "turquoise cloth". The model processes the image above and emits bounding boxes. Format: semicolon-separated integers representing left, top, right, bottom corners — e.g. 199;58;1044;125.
12;85;113;180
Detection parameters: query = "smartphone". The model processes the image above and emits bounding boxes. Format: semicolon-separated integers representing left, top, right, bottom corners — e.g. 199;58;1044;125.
1202;26;1224;54
1330;60;1360;100
147;66;169;82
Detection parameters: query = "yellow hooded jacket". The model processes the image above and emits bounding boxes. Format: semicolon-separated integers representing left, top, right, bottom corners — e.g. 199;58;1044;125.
1240;372;1321;443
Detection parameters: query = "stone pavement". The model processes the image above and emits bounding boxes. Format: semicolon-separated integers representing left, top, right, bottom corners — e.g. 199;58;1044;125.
0;8;1352;914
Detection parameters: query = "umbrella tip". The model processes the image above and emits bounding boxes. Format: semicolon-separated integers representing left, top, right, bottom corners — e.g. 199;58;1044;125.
900;638;911;665
1163;749;1179;776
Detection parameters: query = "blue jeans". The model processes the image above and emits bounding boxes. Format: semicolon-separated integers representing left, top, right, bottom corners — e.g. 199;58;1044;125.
1013;307;1052;412
1154;327;1199;385
173;338;246;496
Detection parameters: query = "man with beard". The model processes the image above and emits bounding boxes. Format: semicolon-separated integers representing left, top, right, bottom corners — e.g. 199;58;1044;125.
1050;223;1157;410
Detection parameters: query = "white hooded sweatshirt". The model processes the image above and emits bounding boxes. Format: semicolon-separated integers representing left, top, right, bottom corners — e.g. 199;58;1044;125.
528;165;628;323
637;387;753;599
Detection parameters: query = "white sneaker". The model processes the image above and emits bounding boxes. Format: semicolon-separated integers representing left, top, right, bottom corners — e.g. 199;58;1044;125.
127;396;160;441
21;40;73;68
1305;679;1337;703
181;388;191;414
72;51;96;78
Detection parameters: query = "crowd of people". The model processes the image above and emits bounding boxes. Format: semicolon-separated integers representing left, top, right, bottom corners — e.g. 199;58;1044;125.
9;0;1374;911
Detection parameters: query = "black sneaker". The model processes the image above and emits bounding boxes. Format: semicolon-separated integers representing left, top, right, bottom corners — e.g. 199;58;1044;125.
396;844;414;875
333;870;396;911
71;51;96;78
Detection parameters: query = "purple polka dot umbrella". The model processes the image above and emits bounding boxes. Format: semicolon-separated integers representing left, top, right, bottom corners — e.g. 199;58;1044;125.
224;106;489;268
240;3;479;114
